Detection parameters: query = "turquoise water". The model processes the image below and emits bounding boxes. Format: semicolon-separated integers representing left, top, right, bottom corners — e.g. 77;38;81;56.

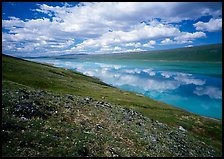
25;57;222;119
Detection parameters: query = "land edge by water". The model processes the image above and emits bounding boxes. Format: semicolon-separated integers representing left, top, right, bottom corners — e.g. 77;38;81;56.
29;43;222;63
2;54;222;157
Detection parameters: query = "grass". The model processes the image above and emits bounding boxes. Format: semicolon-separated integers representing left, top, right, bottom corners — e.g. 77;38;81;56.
2;54;222;155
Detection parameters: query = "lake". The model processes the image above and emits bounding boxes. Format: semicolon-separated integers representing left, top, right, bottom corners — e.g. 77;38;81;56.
25;56;222;119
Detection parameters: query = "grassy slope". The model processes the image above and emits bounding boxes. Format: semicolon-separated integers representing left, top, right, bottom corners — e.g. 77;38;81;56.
2;54;222;153
77;43;222;62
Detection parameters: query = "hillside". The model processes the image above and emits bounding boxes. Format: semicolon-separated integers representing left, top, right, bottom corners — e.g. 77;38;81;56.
52;44;222;62
92;44;222;62
2;54;222;157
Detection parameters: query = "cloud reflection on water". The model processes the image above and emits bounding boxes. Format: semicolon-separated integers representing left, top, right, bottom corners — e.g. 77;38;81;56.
25;58;222;119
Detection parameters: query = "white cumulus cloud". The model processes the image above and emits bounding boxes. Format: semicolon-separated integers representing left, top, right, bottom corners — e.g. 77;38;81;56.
174;74;205;85
193;18;222;32
193;86;222;99
2;2;221;56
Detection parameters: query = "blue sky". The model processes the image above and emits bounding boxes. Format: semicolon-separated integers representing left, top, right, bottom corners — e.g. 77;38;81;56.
2;2;222;57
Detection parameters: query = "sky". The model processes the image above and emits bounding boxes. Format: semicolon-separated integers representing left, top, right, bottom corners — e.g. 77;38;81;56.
2;2;222;57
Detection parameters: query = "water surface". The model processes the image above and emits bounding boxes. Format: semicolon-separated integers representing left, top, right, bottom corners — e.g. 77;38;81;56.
25;56;222;119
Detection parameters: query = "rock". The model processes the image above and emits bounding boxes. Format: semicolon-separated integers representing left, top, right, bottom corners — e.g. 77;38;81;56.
96;124;104;131
149;135;158;142
53;132;60;138
126;117;132;122
136;93;144;97
64;105;71;109
84;97;92;102
78;101;85;105
103;103;112;108
2;121;24;131
136;122;142;126
108;147;119;157
43;105;55;112
67;95;74;101
99;101;104;105
2;88;219;157
179;126;186;131
13;103;47;120
78;146;89;157
20;116;29;121
94;101;112;109
124;108;138;117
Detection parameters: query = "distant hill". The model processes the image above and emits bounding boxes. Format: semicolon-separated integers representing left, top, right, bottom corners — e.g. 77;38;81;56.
85;43;222;62
24;44;222;62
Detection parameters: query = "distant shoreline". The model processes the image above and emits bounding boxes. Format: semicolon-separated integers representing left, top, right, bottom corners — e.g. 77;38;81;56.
201;115;221;122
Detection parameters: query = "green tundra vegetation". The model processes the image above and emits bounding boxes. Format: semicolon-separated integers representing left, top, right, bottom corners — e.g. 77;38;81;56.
53;43;222;62
2;54;222;157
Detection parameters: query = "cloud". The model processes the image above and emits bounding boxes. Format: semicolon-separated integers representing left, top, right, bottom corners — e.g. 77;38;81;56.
185;45;193;48
160;38;193;45
125;42;142;47
160;31;206;45
119;68;156;77
29;58;221;101
174;73;205;85
193;18;222;32
142;69;156;76
174;32;206;41
142;40;156;48
161;38;175;45
52;61;181;92
109;72;180;93
35;2;222;25
122;68;142;74
160;71;206;86
148;40;156;45
160;71;176;78
2;16;25;29
194;86;222;99
122;48;146;53
2;2;221;56
2;17;76;55
72;21;181;53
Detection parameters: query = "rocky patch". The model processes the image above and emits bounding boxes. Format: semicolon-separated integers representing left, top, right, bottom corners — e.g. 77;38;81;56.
2;88;218;157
